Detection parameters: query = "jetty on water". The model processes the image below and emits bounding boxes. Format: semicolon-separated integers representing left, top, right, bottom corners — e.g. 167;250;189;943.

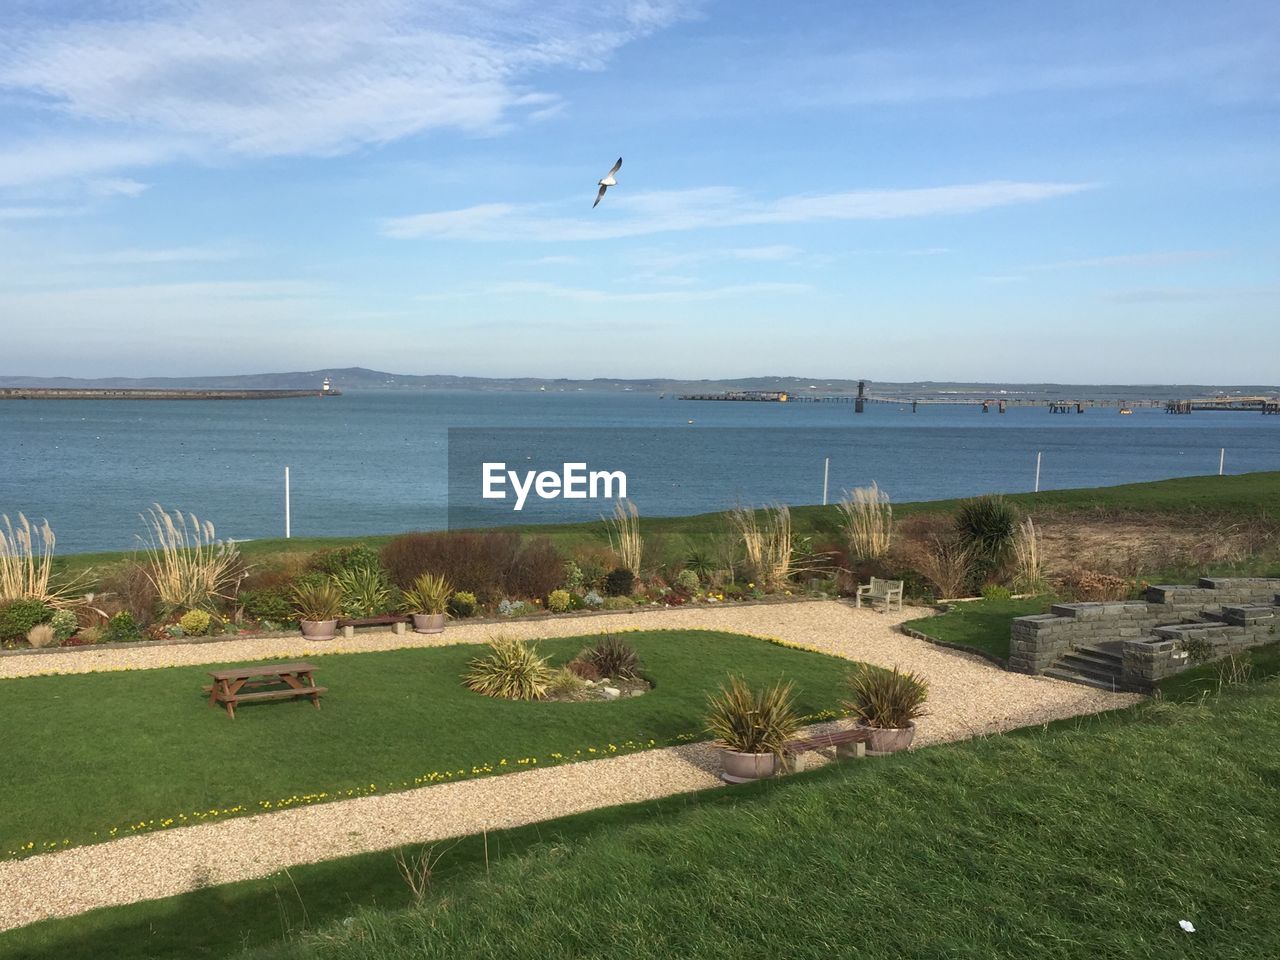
0;378;343;401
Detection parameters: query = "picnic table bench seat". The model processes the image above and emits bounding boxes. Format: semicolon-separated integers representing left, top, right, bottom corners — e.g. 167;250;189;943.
335;614;411;638
206;662;325;719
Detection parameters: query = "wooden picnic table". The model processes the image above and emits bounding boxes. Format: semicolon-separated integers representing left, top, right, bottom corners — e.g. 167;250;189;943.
206;662;326;719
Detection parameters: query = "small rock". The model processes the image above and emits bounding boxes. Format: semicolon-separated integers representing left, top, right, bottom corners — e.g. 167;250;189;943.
602;686;621;699
628;689;645;697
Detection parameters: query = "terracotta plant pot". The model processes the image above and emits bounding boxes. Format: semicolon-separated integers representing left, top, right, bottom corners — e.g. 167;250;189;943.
718;749;782;783
300;619;337;641
412;613;446;634
860;721;916;754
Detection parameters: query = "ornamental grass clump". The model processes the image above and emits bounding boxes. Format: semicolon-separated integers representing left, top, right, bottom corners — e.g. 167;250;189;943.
0;514;81;605
844;665;929;730
729;504;796;591
1012;517;1046;594
837;482;893;562
575;634;640;679
604;500;643;577
463;637;553;701
400;572;452;615
138;505;239;612
705;676;801;756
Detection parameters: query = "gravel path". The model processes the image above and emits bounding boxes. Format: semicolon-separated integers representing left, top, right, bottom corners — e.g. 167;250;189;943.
0;601;1141;931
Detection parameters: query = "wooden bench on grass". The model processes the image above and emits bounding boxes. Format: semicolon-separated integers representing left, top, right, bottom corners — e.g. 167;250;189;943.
783;728;869;772
206;662;326;719
855;577;904;613
336;614;411;639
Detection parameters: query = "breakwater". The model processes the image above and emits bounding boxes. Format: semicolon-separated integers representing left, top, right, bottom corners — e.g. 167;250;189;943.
0;388;340;400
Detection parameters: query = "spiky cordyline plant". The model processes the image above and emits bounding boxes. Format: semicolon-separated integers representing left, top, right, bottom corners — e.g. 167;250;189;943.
0;513;82;606
837;482;893;561
400;572;453;615
604;499;643;576
844;665;929;730
138;504;240;612
463;636;553;701
729;504;796;590
705;676;801;756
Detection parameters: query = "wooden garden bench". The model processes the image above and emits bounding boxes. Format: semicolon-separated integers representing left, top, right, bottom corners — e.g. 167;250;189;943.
206;662;325;719
783;728;869;772
855;577;904;612
336;614;410;638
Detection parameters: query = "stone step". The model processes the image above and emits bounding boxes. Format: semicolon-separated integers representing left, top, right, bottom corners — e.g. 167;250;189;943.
1043;667;1130;692
1055;655;1123;684
1072;644;1124;664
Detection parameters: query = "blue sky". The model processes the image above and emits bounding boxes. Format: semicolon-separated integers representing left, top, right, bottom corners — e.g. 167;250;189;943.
1;0;1276;382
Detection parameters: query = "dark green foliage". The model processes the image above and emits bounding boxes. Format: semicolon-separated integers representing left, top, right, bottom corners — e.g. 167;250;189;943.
307;544;383;576
448;591;479;618
578;634;641;679
0;599;54;642
603;567;635;596
102;611;141;644
237;588;294;623
955;495;1020;581
332;566;397;618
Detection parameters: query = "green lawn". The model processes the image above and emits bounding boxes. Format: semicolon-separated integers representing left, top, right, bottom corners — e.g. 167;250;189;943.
1;630;852;859
902;596;1053;662
50;471;1280;583
10;656;1280;959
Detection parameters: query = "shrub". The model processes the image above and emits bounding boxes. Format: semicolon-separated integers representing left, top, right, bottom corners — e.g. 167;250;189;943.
674;569;701;594
844;665;929;729
138;505;240;612
546;668;589;700
0;598;54;642
333;566;397;618
980;584;1013;602
507;538;563;601
604;567;635;597
49;608;79;643
573;550;611;591
401;573;452;615
497;599;535;617
909;536;975;600
705;676;801;756
463;637;552;700
683;545;717;581
602;596;634;611
98;561;160;625
308;544;382;576
579;635;640;679
178;609;212;636
449;591;478;618
547;589;572;613
582;589;604;609
381;530;520;598
1057;569;1133;602
837;483;893;562
566;657;603;681
955;496;1019;581
238;588;294;623
77;625;104;645
26;623;57;648
291;581;344;621
103;611;142;644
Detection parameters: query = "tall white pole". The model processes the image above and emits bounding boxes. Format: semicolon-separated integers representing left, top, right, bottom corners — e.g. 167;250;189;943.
1219;448;1225;476
822;457;830;506
284;466;291;539
1034;452;1042;493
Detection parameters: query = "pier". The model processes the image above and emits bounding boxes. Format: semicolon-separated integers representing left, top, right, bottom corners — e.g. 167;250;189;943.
1165;397;1279;415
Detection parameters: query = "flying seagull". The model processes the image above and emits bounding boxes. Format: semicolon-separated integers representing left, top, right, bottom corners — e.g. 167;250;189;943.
593;157;622;208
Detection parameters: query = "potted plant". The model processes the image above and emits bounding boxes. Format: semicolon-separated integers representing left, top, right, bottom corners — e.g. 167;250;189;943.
401;572;452;634
291;581;343;640
705;676;801;783
843;665;929;754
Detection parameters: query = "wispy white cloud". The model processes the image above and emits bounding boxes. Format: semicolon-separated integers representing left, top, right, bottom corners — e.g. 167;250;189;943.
423;279;810;303
1029;250;1225;270
383;180;1095;242
0;0;696;185
67;246;244;265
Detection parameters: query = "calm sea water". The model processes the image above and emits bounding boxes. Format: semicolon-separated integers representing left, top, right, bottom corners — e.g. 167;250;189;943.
2;390;1278;553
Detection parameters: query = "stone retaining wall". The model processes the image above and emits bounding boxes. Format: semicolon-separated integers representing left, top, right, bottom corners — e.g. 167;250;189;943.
1009;578;1280;685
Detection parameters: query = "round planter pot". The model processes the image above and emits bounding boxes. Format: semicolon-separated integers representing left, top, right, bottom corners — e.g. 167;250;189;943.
860;721;916;754
718;749;781;784
412;613;447;634
299;619;337;641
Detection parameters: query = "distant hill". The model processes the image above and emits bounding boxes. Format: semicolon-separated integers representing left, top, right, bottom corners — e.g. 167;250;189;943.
0;367;1274;400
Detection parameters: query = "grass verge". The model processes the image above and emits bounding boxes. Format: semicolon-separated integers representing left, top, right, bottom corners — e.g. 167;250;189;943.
901;596;1053;662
